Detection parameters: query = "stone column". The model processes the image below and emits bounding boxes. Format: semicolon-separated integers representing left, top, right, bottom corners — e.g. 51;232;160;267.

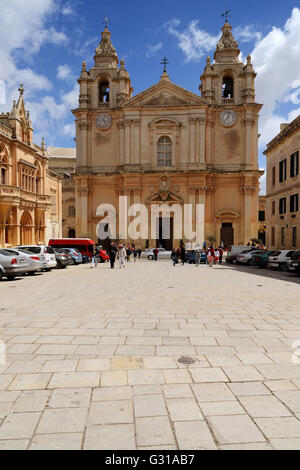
241;186;255;243
199;118;206;165
134;120;140;165
118;121;125;165
124;121;131;165
78;121;89;170
78;187;90;237
189;118;196;164
197;187;207;245
243;118;254;167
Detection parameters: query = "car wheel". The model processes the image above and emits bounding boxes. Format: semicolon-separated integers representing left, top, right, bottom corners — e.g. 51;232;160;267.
28;271;36;276
45;268;51;272
71;258;76;265
0;270;3;281
148;256;153;260
6;275;16;280
280;263;288;272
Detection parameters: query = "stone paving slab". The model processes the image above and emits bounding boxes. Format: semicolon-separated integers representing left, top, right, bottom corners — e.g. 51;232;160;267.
0;261;300;449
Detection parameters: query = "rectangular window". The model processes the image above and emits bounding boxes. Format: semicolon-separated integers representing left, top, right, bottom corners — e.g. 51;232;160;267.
279;159;287;182
290;194;299;213
281;227;285;246
272;200;276;216
291;151;299;178
279;197;287;215
272;166;276;186
271;227;276;247
293;227;297;248
258;211;265;222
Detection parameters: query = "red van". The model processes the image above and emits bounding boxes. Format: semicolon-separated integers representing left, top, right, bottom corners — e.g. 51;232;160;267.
48;238;109;263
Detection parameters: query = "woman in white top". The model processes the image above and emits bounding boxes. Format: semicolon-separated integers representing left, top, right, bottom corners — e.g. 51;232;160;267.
118;245;126;269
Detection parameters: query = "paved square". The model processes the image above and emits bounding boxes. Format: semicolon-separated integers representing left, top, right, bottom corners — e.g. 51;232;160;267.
0;261;300;449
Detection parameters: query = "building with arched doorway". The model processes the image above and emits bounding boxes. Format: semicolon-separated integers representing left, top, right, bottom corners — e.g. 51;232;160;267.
0;86;62;247
73;20;263;249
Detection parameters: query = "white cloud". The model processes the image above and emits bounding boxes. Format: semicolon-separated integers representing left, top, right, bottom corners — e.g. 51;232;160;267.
62;4;74;16
233;25;262;44
252;8;300;146
146;42;163;58
57;64;73;81
259;171;266;195
0;0;75;145
165;19;219;62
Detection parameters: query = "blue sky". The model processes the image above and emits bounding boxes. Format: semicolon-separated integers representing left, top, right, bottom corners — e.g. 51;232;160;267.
1;0;300;193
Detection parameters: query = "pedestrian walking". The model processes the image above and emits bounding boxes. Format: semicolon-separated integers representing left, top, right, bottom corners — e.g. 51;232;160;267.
138;248;142;260
154;248;159;261
214;249;220;264
171;249;177;266
195;245;201;267
118;245;126;269
180;246;186;265
207;247;215;268
219;247;224;265
133;249;138;262
91;247;99;268
108;241;118;269
126;246;132;262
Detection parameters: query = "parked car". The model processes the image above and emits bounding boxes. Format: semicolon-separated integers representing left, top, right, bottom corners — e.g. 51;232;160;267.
288;250;300;275
236;250;266;265
0;249;29;280
3;248;45;274
268;250;296;272
53;249;70;269
61;248;83;265
227;248;257;264
250;251;277;268
15;245;57;271
142;248;172;260
186;251;207;264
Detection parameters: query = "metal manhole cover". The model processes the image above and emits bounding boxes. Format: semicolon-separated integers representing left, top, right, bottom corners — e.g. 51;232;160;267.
178;357;196;365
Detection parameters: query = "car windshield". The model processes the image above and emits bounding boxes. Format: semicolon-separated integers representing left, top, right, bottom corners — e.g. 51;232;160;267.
272;251;281;257
20;247;41;254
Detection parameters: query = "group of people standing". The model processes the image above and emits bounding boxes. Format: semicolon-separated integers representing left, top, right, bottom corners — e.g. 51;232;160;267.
107;243;142;269
206;246;224;268
170;243;224;268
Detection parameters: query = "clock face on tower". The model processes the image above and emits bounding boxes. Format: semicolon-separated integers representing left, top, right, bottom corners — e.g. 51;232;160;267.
219;110;237;128
96;113;112;130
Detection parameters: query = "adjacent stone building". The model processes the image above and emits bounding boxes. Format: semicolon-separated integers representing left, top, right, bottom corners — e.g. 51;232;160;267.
0;86;62;247
265;118;300;250
73;20;263;249
47;147;76;238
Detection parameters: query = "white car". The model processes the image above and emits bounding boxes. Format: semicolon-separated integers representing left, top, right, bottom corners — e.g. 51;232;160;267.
268;250;296;271
142;248;172;260
15;245;57;271
236;250;266;265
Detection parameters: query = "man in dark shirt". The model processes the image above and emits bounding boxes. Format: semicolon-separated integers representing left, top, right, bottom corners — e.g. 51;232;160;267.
108;242;118;269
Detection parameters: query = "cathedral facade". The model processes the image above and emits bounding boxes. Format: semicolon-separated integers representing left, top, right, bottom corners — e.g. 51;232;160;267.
73;21;263;249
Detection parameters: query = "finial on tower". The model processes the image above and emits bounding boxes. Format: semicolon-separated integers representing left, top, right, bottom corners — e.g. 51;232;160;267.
160;56;170;73
19;84;24;96
103;17;110;29
41;137;46;150
221;9;231;23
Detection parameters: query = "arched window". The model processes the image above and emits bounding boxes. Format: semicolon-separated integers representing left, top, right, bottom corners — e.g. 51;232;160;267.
99;81;110;103
69;205;75;217
222;77;234;99
158;136;172;167
0;143;9;185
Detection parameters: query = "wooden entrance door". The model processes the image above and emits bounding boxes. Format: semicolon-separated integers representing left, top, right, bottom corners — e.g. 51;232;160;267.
157;217;173;251
220;223;234;247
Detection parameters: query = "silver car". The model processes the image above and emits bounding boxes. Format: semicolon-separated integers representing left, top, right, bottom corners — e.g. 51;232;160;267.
3;248;45;274
0;249;29;281
142;248;172;260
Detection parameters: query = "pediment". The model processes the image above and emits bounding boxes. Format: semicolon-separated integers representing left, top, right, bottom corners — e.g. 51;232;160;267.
124;81;206;108
146;192;183;204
